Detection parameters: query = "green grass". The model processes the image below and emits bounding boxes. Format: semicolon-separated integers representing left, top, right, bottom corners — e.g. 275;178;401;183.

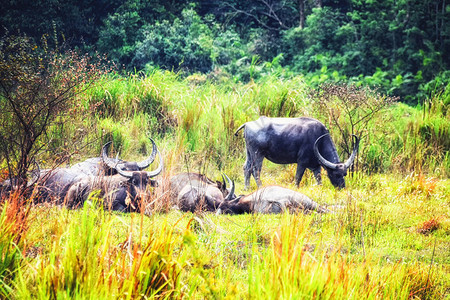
0;172;448;299
1;70;449;298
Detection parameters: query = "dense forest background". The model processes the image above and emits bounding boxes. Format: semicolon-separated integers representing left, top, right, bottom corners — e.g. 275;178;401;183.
1;0;449;104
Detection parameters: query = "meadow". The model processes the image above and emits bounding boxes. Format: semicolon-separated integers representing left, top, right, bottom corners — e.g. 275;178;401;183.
1;70;449;299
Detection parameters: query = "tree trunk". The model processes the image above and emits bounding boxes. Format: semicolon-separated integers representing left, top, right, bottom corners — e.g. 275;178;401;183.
299;0;305;29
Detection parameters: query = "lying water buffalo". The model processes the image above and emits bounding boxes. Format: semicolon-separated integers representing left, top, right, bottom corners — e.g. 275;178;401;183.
37;139;163;212
169;173;236;212
0;161;41;198
217;186;330;214
235;116;359;189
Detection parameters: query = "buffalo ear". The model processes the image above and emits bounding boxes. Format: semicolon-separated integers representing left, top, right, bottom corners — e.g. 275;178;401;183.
216;180;224;190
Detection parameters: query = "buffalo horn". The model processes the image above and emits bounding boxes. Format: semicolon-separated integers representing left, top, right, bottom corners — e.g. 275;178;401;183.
223;174;235;201
116;142;163;178
343;135;360;169
136;138;158;170
146;147;163;177
101;141;120;169
222;173;231;190
314;134;339;170
115;166;132;178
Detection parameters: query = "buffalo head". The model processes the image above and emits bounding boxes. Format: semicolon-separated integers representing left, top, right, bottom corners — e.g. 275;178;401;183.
170;172;235;212
313;134;359;189
101;139;163;212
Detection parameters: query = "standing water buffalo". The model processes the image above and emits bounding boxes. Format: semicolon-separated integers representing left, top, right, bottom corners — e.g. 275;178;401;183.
37;138;163;212
217;185;330;215
169;172;236;212
235;116;359;189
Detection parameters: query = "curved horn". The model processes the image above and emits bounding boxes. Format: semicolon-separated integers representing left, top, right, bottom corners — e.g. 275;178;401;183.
314;133;339;170
343;135;360;169
221;173;231;190
223;175;235;201
221;174;226;190
146;146;163;178
116;166;133;178
136;138;158;170
101;141;120;170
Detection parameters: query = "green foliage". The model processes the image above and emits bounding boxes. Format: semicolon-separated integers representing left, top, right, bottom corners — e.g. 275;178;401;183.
95;0;193;67
0;205;21;298
281;1;449;104
132;8;246;74
3;0;448;102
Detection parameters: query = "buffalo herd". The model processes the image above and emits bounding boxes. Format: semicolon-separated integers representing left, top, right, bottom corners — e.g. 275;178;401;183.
1;117;360;215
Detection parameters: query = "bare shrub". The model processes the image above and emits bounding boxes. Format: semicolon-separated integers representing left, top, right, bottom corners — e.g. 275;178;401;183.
310;83;398;172
0;34;108;194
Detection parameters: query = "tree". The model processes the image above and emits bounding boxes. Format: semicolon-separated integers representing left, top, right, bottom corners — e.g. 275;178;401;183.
0;34;106;193
310;83;398;172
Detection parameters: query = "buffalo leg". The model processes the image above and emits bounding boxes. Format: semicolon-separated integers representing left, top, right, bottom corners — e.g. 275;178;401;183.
312;167;322;185
65;181;88;208
295;164;306;186
251;155;264;188
243;148;254;190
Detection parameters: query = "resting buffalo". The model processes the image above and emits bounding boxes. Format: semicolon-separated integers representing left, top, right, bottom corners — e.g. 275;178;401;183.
37;139;163;212
235;116;359;189
0;162;40;198
217;185;330;214
169;172;236;212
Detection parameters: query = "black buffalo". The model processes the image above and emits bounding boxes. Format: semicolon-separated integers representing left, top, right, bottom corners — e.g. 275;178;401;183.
169;172;236;212
235;116;359;189
36;139;163;212
217;185;330;215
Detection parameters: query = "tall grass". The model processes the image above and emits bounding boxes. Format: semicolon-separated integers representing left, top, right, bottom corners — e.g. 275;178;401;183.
50;70;447;179
0;188;36;298
0;170;448;299
14;200;187;299
247;213;446;299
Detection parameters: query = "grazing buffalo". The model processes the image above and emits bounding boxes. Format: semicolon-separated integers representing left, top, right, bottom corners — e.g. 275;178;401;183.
217;186;330;215
37;139;163;212
235;116;359;189
169;173;236;212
